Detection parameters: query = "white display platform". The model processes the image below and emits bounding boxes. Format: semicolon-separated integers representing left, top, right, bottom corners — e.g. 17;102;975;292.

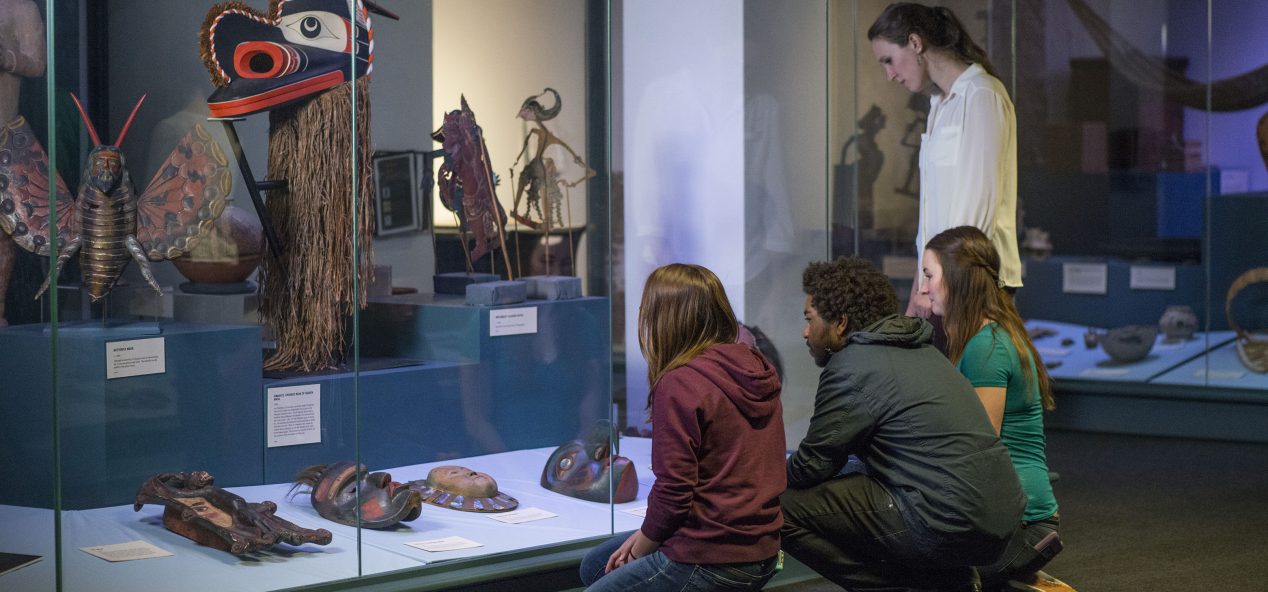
0;440;652;592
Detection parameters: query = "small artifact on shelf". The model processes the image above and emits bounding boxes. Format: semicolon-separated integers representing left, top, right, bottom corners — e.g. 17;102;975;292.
290;462;422;528
134;471;331;555
1060;337;1074;347
172;203;265;294
1099;325;1159;363
541;422;638;503
1158;305;1199;343
1083;328;1100;349
1021;227;1053;260
405;465;518;513
1226;267;1268;373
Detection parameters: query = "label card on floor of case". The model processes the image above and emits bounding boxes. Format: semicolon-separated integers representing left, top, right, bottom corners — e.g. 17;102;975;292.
267;384;322;447
81;541;172;562
622;506;648;517
106;337;166;379
488;507;557;524
407;536;483;552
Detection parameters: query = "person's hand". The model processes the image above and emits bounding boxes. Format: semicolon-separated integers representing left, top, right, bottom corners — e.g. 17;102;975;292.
605;530;660;572
906;287;933;318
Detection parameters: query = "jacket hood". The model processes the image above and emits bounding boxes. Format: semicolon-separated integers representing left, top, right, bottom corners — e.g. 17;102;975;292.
684;342;782;421
847;314;932;348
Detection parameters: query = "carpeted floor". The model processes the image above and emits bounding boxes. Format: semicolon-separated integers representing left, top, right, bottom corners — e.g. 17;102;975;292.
774;429;1268;592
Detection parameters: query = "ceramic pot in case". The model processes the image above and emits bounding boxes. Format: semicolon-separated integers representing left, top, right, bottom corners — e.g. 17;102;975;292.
1159;305;1198;342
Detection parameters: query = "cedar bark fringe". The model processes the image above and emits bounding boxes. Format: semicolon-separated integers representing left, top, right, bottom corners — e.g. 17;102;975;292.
261;78;375;372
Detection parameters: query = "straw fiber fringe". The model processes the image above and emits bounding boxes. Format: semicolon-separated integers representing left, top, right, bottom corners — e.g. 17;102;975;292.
261;79;375;372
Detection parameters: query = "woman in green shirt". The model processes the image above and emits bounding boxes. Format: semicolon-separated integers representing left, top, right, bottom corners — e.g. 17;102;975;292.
923;226;1073;592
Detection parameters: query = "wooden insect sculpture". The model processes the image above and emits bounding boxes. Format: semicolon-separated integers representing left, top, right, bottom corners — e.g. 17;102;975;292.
0;94;232;303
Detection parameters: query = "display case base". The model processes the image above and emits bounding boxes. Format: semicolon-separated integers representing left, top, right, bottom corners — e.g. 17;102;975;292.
0;322;264;509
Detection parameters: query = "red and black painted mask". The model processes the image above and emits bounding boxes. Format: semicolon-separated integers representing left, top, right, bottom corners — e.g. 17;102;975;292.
541;427;639;503
291;461;422;529
199;0;380;117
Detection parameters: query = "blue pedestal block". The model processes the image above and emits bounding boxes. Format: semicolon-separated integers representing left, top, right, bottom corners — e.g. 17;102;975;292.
0;322;263;509
261;360;474;484
359;294;612;452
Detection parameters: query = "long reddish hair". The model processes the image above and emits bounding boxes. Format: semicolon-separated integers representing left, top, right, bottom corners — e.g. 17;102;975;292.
927;226;1053;410
638;264;738;403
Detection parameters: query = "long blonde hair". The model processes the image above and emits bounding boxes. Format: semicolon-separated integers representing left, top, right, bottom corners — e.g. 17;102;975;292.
926;226;1054;411
638;264;738;406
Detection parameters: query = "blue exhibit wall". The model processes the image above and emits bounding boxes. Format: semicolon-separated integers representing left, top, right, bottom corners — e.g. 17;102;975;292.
0;323;264;509
1017;191;1268;332
266;294;614;486
1;297;613;509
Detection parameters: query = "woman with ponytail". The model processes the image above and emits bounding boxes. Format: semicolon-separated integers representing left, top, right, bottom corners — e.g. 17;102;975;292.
924;226;1075;592
868;3;1022;336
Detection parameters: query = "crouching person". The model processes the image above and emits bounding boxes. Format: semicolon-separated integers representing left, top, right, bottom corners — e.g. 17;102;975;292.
782;257;1024;591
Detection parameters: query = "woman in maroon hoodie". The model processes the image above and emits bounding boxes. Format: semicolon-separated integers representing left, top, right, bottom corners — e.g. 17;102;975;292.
580;263;786;591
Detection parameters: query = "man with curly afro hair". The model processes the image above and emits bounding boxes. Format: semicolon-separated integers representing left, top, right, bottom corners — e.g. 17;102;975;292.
783;256;1025;591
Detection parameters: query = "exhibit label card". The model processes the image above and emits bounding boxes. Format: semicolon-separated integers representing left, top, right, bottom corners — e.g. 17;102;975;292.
1129;266;1176;291
622;506;648;517
0;552;42;576
488;507;557;524
267;384;321;448
489;307;538;337
1193;369;1246;380
406;536;483;552
81;541;172;562
106;337;166;379
1062;263;1108;295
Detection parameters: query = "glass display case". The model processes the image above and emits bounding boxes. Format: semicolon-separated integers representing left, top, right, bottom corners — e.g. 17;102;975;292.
5;0;1268;590
0;1;623;591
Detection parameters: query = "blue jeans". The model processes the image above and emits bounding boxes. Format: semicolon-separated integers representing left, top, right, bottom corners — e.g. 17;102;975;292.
580;533;778;591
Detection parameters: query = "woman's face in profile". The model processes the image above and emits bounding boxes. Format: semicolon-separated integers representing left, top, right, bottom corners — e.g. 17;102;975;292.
871;37;925;94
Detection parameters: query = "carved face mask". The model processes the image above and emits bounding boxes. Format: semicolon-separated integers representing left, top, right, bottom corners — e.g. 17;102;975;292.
541;432;639;503
291;462;422;529
406;466;518;513
199;0;387;117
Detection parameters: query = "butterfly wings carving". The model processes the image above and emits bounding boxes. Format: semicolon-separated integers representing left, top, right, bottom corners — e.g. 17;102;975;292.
0;111;232;301
136;124;233;260
0;116;74;256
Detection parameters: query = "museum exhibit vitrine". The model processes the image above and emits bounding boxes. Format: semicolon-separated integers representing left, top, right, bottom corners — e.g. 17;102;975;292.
0;1;622;591
6;0;1268;590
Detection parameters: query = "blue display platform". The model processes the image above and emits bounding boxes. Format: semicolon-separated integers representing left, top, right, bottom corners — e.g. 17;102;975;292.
0;442;649;592
262;360;472;484
1025;319;1267;443
0;321;264;509
1025;320;1234;382
358;293;612;451
1152;339;1268;390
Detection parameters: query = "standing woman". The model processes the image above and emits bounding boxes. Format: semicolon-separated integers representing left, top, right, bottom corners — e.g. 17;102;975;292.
923;226;1074;592
580;263;785;592
868;3;1022;320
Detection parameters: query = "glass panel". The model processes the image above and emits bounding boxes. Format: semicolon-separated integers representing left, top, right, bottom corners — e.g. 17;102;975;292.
744;0;833;450
0;4;60;590
0;2;615;590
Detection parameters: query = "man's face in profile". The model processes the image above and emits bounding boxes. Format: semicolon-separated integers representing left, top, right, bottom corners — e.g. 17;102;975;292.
803;294;843;368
